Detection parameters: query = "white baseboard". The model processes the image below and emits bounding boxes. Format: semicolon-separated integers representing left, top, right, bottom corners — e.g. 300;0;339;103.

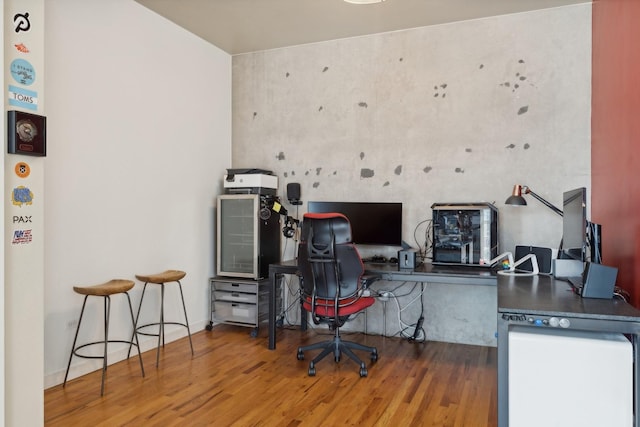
45;320;207;389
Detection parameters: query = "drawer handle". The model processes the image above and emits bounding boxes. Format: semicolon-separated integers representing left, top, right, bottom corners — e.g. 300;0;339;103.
232;293;240;297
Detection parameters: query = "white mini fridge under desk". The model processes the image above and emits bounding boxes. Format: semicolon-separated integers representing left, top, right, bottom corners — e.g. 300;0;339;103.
509;326;633;427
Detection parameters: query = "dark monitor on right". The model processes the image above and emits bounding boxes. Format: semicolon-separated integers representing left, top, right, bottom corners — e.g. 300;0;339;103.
561;187;587;261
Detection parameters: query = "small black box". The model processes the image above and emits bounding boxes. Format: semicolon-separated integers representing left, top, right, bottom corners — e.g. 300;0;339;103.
398;249;417;269
581;262;618;299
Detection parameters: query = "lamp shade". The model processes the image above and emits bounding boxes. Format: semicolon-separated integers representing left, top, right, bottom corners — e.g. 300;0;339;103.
505;184;527;206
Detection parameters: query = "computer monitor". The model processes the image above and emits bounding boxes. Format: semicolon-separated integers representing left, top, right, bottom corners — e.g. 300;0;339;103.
561;187;587;261
306;201;403;246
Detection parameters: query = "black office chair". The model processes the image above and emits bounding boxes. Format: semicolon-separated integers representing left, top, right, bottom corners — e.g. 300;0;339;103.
296;212;378;377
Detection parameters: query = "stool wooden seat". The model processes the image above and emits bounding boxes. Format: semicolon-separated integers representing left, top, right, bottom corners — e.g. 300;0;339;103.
135;270;186;284
64;279;145;396
73;279;135;296
129;270;193;367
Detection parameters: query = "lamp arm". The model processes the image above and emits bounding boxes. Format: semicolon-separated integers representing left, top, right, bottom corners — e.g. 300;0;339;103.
523;187;563;217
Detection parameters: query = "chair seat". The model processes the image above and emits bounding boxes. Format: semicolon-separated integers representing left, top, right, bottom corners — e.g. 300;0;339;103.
135;270;186;284
303;296;375;317
73;279;135;296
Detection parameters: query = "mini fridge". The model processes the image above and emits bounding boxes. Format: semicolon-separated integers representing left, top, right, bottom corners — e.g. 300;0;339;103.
509;326;632;427
216;194;280;279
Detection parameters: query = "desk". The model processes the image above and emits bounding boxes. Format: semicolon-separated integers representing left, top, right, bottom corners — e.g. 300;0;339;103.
268;259;497;350
497;274;640;426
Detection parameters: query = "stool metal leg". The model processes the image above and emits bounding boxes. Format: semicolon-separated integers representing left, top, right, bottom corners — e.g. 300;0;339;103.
129;278;194;367
156;283;165;367
125;291;145;378
100;295;111;396
63;295;89;387
128;282;148;359
177;280;194;355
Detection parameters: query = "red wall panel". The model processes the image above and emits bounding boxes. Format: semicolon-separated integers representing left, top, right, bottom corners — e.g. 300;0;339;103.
592;0;640;306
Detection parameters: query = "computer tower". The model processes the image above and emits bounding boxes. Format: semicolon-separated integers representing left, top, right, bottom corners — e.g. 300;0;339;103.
431;202;498;266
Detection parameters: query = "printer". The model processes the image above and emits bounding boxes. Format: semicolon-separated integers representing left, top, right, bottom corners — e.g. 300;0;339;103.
223;168;278;195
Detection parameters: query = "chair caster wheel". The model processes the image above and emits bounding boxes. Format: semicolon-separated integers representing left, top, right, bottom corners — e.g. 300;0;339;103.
308;363;316;376
371;351;378;362
250;328;258;338
359;367;368;377
297;349;305;360
334;355;340;363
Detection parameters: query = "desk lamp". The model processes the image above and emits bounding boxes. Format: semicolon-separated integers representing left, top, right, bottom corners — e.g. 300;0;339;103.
505;184;563;217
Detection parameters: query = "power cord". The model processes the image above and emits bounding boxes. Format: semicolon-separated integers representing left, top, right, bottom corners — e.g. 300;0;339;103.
375;282;426;342
408;283;426;343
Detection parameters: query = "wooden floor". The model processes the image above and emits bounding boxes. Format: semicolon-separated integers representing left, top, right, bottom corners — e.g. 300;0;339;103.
45;324;498;426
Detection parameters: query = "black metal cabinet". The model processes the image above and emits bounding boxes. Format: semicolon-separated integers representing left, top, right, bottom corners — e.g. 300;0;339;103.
208;276;281;337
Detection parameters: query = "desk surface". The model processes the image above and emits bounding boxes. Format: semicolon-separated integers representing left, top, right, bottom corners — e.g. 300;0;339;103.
498;274;640;321
271;259;497;285
496;272;640;427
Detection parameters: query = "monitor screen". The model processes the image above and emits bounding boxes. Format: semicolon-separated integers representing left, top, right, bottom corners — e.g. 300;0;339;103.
562;187;587;261
307;201;403;246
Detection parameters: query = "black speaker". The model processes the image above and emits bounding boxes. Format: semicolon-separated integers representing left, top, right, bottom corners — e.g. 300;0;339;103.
581;262;618;299
286;183;302;205
515;245;553;274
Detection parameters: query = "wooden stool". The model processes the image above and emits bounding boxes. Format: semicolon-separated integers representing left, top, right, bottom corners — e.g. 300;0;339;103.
63;279;145;396
129;270;194;367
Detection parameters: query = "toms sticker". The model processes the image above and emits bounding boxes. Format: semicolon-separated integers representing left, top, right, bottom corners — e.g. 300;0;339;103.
8;85;38;111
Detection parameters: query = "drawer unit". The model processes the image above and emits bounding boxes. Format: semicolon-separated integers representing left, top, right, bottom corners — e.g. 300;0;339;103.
208;276;281;336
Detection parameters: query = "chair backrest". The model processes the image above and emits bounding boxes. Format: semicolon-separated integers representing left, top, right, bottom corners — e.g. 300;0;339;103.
298;213;364;302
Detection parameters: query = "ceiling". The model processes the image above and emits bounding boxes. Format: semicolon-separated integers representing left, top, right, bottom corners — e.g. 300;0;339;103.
135;0;590;55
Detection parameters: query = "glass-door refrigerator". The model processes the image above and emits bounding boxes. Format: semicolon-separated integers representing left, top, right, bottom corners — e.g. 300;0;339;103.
216;194;281;279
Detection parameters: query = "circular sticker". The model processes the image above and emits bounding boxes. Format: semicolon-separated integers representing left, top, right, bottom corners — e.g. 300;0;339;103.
15;162;31;178
10;58;35;86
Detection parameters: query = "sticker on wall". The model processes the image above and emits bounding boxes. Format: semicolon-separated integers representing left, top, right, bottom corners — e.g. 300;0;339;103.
14;162;31;178
12;229;33;245
13;12;31;33
8;85;38;111
11;186;34;207
12;215;32;224
14;43;30;53
10;58;35;86
8;110;46;156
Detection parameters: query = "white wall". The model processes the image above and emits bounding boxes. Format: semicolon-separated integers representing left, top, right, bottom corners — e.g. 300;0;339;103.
232;5;592;345
43;0;231;387
4;1;45;425
0;3;5;422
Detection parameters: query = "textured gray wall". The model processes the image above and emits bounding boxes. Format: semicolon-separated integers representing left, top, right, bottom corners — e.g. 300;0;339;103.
232;5;591;345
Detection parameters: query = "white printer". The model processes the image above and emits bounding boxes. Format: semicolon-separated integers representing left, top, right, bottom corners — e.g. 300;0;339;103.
223;168;277;195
